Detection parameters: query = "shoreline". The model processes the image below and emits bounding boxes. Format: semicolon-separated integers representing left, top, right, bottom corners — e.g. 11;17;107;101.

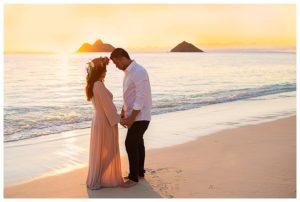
4;91;296;186
4;116;296;198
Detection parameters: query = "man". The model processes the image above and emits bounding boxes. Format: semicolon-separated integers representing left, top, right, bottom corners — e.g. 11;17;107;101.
110;48;152;188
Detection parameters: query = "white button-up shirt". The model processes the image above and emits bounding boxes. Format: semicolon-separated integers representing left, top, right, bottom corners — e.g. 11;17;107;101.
123;60;152;121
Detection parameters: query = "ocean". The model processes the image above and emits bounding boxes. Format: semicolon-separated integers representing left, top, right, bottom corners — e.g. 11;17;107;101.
4;52;296;143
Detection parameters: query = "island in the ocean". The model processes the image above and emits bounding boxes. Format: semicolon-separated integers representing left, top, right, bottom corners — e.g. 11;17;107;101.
77;39;115;52
171;41;204;52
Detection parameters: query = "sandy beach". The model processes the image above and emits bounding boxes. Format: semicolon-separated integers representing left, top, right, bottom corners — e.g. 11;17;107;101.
4;116;296;198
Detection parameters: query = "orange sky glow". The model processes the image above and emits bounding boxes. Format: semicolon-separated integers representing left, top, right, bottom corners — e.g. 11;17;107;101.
4;4;296;53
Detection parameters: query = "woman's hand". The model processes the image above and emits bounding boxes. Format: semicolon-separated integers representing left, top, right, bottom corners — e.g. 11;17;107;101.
120;118;127;128
120;108;125;119
122;117;135;128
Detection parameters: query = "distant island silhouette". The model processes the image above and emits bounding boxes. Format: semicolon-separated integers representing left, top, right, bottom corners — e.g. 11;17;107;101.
77;39;115;52
171;41;204;52
77;39;204;53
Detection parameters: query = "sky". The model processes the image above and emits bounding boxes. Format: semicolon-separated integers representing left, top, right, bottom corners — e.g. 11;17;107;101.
4;4;296;53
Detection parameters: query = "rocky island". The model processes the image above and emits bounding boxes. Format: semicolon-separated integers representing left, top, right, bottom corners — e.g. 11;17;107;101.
77;39;115;52
171;41;204;52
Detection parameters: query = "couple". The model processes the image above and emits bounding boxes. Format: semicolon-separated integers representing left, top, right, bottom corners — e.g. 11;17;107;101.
85;48;152;189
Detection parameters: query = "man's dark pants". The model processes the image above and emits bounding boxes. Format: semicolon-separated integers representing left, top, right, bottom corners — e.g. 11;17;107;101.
125;121;150;182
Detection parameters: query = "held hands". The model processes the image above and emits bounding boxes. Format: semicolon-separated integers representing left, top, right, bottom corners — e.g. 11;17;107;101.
120;111;127;128
120;118;127;128
120;117;134;129
119;109;139;129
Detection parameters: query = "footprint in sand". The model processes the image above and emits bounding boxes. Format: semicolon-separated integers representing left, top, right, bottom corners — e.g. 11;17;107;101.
145;167;183;198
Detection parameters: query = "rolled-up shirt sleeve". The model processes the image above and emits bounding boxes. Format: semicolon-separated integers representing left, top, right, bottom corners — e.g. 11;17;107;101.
133;71;148;110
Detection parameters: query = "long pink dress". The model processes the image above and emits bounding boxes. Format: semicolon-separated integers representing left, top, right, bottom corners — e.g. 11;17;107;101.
86;81;124;190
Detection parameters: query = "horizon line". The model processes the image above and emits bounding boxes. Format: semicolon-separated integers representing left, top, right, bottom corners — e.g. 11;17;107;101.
4;49;296;54
5;44;296;54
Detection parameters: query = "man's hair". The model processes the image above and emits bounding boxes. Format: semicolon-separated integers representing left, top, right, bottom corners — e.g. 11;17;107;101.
110;48;131;60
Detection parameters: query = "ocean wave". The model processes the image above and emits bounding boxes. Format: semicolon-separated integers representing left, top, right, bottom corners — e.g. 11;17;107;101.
4;82;295;143
151;82;296;114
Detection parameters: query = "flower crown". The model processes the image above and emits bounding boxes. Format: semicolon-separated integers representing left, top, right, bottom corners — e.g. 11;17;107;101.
86;56;110;74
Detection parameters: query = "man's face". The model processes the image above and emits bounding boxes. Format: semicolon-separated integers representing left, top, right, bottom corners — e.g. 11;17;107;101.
111;58;125;70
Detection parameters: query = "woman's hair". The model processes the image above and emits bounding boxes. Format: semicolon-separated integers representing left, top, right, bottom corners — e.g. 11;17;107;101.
110;48;131;60
85;57;108;101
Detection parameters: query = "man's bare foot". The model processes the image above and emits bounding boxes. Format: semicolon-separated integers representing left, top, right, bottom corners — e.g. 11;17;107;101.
121;180;138;188
123;176;144;180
